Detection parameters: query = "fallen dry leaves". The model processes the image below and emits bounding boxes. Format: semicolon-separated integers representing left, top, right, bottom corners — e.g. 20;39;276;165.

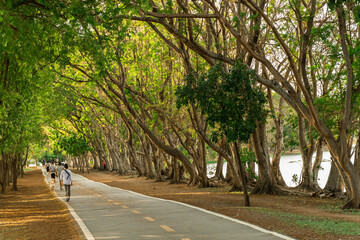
0;169;83;240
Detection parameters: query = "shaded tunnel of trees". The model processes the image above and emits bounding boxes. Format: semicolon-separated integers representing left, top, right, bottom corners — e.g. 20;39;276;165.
1;0;360;209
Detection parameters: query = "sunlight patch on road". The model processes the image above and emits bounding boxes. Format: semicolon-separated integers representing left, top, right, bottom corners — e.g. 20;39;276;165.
131;210;140;214
121;205;129;209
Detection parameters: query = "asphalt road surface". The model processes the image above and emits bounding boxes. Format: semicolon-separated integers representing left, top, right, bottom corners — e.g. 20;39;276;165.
44;170;294;240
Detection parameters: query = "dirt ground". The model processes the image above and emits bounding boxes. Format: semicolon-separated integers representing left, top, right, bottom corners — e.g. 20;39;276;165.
0;169;83;240
75;169;360;240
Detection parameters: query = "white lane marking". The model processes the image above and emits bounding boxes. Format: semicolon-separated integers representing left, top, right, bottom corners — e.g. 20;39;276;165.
76;173;294;240
43;174;95;240
131;210;140;214
121;205;129;209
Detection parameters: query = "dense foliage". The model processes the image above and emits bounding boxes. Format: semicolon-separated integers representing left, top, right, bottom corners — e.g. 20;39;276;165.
1;0;360;208
176;62;267;143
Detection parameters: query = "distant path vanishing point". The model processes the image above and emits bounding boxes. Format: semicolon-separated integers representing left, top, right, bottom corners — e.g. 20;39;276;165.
45;171;294;240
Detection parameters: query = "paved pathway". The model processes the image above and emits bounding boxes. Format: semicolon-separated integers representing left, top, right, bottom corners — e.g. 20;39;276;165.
44;170;294;240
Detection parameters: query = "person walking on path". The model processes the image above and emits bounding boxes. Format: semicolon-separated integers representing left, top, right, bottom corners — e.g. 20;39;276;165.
45;160;50;175
60;163;73;202
102;161;106;171
57;162;64;190
49;161;57;190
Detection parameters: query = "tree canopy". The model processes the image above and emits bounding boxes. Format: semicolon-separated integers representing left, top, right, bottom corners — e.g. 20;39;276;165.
1;0;360;209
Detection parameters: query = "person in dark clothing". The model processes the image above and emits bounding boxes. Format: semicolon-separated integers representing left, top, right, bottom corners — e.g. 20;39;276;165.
49;161;57;190
46;161;50;175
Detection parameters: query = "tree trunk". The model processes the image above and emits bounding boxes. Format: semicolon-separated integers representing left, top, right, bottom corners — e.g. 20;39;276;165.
251;122;279;194
246;142;256;182
170;156;180;184
118;88;197;184
85;154;90;174
200;137;209;187
342;160;360;208
335;5;359;209
108;146;118;171
115;147;127;174
312;137;324;189
268;89;286;186
21;147;29;178
233;142;250;206
127;141;144;177
151;144;165;181
271;116;286;185
297;114;316;190
90;150;100;169
20;159;24;178
213;154;225;181
354;132;360;177
1;154;8;193
11;155;18;191
141;140;155;179
226;156;243;190
225;162;233;183
188;105;242;189
98;136;111;171
324;158;343;193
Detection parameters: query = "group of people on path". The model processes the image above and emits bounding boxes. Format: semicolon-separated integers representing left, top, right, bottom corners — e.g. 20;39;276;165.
43;160;73;202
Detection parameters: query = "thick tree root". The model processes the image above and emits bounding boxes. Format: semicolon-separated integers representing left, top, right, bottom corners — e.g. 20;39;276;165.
295;182;318;192
154;178;165;183
229;185;243;192
342;199;360;210
251;182;288;195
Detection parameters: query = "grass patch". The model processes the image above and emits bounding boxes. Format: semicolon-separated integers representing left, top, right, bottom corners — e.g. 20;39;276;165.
23;168;35;172
251;207;360;235
317;201;360;216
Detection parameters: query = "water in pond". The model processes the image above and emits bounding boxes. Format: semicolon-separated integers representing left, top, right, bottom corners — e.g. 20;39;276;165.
207;151;335;188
